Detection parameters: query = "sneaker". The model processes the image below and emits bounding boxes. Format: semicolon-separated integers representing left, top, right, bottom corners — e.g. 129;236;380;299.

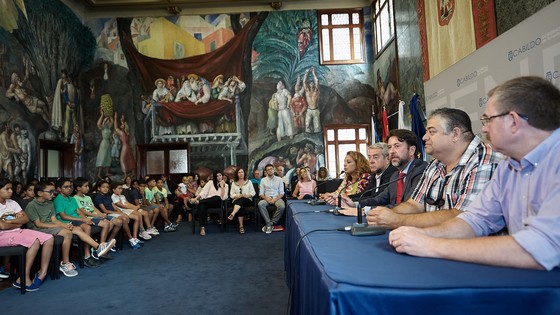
135;238;144;245
129;238;141;249
0;266;9;279
84;256;101;268
164;224;171;232
272;225;285;232
92;239;117;259
25;281;41;292
100;252;113;260
265;225;273;234
59;262;78;277
139;230;152;240
147;227;160;235
168;224;177;232
261;225;267;233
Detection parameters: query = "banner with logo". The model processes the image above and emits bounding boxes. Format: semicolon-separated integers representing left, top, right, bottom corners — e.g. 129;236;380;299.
418;0;496;81
424;1;560;136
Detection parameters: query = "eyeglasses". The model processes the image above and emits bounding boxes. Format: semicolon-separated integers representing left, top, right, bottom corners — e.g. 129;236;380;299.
425;176;450;209
42;190;56;195
62;185;73;189
480;112;529;126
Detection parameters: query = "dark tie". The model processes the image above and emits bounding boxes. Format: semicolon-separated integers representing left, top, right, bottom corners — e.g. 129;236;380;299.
395;172;405;203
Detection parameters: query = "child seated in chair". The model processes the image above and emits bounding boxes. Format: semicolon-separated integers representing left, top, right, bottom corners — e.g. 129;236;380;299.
110;182;152;242
145;177;175;232
129;179;160;236
53;178;116;269
74;177;123;259
93;180;141;249
0;178;53;292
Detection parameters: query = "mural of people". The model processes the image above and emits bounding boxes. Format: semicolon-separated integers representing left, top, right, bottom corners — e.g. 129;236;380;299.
266;95;278;137
218;75;246;103
0;121;20;179
114;112;137;178
303;67;321;133
111;131;121;161
6;65;50;123
211;74;224;100
376;68;398;108
296;143;318;174
290;73;307;132
177;74;211;104
16;128;31;184
70;124;83;178
274;80;295;142
152;78;173;103
96;107;113;179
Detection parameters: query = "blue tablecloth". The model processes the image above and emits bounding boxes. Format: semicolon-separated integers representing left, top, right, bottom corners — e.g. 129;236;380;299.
285;200;560;315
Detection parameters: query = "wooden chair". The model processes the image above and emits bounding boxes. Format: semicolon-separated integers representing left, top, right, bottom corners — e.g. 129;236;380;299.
0;246;27;294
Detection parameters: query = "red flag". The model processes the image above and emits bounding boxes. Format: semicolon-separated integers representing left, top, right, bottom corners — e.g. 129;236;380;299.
382;107;389;142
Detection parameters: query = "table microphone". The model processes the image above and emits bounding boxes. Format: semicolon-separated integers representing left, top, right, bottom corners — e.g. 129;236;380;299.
307;180;330;206
332;177;351;215
350;173;407;236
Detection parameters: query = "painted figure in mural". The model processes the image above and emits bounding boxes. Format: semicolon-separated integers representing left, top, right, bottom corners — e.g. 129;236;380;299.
266;96;278;137
274;80;295;142
376;68;398;108
218;75;246;103
297;19;312;57
141;94;158;142
296;143;318;174
111;131;121;161
10;123;24;182
6;70;50;123
177;74;211;104
167;75;177;98
211;74;224;100
114;112;137;179
290;73;307;132
152;78;173;103
96;108;113;179
51;70;67;132
304;67;321;133
16;128;31;184
0;121;20;179
70;125;83;178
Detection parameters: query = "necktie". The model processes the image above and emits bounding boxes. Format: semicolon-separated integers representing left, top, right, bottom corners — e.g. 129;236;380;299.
395;172;405;203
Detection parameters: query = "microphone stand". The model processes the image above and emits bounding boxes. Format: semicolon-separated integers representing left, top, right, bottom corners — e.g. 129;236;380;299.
307;180;330;206
332;180;351;215
350;174;406;236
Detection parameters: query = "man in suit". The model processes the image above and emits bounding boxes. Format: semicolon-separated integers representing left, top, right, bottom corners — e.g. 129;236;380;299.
358;142;397;199
367;108;502;229
340;129;427;214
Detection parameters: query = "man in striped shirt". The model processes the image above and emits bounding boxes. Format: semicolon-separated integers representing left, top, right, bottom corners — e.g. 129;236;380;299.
367;107;502;229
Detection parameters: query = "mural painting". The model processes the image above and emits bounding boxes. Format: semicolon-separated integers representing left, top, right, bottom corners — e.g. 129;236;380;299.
0;0;376;184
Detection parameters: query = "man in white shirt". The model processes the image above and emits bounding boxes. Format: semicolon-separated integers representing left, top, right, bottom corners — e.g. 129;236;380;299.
258;164;285;233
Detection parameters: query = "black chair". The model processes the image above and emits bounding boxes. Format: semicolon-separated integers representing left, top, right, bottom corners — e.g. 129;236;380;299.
224;184;258;232
0;246;27;294
191;199;225;234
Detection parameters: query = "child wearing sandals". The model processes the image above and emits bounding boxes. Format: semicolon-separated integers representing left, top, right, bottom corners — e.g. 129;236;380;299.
228;167;256;234
0;178;53;292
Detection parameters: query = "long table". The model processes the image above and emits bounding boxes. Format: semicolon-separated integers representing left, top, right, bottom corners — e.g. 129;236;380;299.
284;200;560;315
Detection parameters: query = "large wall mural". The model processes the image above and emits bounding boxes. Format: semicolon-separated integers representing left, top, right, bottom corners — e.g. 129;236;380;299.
0;0;375;184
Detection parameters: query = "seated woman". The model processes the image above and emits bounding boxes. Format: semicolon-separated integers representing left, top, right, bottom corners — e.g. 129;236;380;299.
316;166;331;181
0;178;53;292
190;170;228;236
292;168;316;200
228;167;256;234
320;151;371;206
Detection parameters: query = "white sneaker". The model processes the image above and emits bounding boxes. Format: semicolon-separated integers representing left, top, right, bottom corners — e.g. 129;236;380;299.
148;227;160;235
139;230;152;240
59;262;78;277
93;239;116;259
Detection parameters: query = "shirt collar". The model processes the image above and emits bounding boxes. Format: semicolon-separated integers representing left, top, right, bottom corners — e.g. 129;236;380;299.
509;128;560;170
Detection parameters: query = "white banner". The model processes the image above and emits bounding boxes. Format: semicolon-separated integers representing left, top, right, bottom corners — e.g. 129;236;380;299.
424;1;560;136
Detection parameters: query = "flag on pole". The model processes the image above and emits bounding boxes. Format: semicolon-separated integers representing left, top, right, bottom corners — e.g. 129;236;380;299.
409;94;426;160
371;112;380;143
382;106;389;142
397;100;410;130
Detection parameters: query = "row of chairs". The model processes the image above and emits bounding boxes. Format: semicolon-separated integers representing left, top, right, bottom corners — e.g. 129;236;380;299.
0;225;102;294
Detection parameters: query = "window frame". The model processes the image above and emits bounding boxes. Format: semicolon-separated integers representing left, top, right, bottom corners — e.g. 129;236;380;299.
323;124;371;178
317;9;366;65
372;0;395;56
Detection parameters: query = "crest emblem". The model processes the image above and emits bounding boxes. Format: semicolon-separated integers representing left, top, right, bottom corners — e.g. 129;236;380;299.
438;0;455;26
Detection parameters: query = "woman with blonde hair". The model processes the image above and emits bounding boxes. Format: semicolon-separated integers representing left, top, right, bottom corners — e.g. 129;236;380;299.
321;151;371;205
292;168;316;200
